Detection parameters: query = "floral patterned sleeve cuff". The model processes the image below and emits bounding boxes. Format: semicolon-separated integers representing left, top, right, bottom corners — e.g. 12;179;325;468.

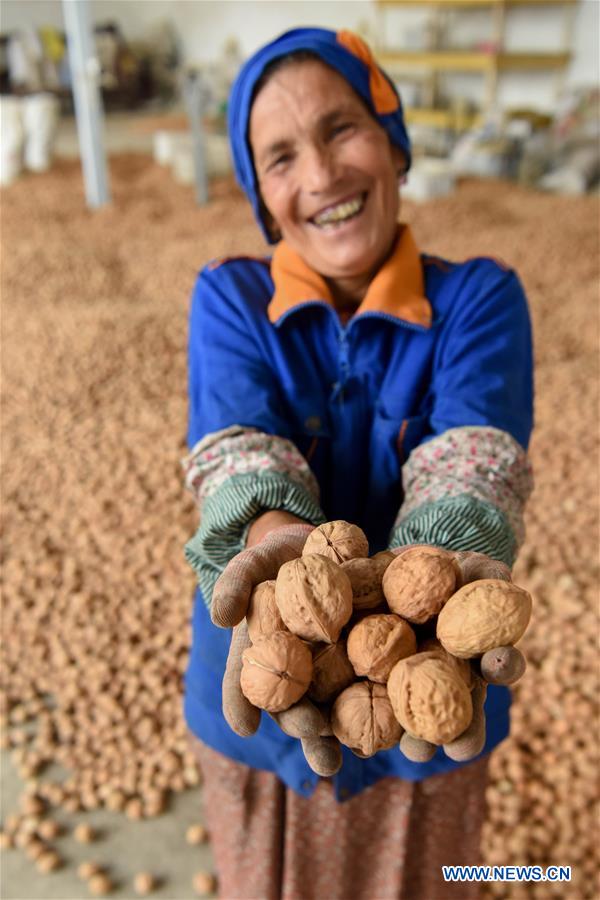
389;426;533;567
183;427;326;608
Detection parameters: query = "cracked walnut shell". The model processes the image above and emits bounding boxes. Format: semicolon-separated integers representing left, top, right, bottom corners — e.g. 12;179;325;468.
240;632;312;713
275;554;353;643
246;581;286;643
382;547;459;624
347;614;417;683
332;681;402;757
302;521;369;564
308;641;355;703
436;578;532;658
387;651;473;745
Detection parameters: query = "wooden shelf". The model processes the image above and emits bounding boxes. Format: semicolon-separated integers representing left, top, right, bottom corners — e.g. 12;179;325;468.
376;0;577;131
404;106;483;128
378;50;571;70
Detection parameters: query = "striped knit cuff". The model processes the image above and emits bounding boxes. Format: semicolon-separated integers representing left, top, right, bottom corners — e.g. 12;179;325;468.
393;425;532;560
184;472;326;608
389;494;516;566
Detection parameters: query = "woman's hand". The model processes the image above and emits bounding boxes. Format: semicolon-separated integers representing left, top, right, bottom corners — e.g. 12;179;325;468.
222;618;343;776
211;521;315;627
214;519;344;777
392;546;527;764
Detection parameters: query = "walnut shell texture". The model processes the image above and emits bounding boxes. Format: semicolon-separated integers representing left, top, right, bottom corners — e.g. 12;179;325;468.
246;581;286;643
302;521;369;564
332;681;402;757
436;578;532;658
240;632;312;713
347;614;417;683
418;637;473;689
275;554;353;643
382;547;459;624
387;651;473;744
308;641;355;703
340;557;386;610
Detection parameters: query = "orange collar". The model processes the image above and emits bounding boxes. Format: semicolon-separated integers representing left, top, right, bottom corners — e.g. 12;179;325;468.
268;225;432;327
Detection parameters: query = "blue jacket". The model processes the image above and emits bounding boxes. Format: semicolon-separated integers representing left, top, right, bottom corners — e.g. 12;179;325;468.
184;225;534;801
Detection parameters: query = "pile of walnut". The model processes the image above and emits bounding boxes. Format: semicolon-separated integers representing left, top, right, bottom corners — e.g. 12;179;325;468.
238;521;532;768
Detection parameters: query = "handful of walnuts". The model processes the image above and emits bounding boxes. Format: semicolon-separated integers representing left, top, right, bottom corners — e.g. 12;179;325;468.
221;521;532;773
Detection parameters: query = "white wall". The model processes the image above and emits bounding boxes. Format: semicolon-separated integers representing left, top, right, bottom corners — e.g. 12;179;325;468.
1;0;598;113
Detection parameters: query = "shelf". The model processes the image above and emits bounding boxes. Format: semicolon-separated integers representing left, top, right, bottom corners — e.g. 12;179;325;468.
377;50;571;70
404;106;483;128
376;0;576;131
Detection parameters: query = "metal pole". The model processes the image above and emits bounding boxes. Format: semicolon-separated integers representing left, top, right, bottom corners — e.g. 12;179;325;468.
62;0;110;207
183;69;209;206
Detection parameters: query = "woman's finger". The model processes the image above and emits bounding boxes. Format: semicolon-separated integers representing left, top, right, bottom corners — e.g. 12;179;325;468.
270;697;328;739
300;735;343;777
222;621;261;737
453;551;512;586
480;646;526;685
443;677;487;762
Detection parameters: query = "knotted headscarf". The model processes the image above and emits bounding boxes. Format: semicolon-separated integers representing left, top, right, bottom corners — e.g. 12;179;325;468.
227;28;411;243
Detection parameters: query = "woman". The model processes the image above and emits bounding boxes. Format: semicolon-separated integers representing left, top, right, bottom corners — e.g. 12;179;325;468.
183;27;533;900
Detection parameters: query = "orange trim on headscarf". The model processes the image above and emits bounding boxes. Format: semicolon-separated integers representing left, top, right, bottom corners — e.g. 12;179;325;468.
268;225;432;328
337;30;399;116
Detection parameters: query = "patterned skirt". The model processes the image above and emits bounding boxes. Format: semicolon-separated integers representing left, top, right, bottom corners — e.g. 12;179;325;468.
191;738;489;900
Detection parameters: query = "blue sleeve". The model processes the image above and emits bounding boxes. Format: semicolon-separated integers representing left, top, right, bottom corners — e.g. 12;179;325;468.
187;266;291;450
184;265;325;606
390;261;534;566
430;261;534;450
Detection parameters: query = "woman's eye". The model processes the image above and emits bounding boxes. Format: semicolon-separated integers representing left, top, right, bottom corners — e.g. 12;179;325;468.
268;154;292;172
331;123;353;138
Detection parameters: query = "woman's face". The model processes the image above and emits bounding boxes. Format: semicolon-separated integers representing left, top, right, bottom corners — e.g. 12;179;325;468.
249;60;404;285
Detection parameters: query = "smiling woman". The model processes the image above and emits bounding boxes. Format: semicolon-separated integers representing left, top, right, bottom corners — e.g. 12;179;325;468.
249;56;405;309
182;26;534;900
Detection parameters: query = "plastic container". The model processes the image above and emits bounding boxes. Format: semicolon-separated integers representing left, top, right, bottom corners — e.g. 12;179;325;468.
0;96;24;185
22;92;60;172
402;157;456;202
152;130;191;166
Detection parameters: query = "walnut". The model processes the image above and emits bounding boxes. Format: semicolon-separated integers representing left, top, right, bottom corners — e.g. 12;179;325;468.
275;554;353;643
347;614;417;683
436;578;532;658
382;547;459;624
246;581;286;643
308;641;355;703
340;557;387;610
240;632;312;713
371;550;397;568
387;651;473;745
302;521;369;564
418;637;473;689
332;681;402;757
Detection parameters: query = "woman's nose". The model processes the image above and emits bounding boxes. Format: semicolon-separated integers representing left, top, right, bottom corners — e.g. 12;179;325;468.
300;144;339;193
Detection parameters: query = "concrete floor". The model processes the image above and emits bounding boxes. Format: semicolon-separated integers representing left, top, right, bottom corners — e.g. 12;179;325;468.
1;750;216;900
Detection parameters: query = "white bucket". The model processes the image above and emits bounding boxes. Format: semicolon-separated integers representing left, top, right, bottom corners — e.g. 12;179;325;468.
22;92;60;172
402;158;456;203
0;96;24;186
153;130;192;166
172;144;196;185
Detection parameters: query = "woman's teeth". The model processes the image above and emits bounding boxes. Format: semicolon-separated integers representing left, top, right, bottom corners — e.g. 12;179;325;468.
313;195;365;228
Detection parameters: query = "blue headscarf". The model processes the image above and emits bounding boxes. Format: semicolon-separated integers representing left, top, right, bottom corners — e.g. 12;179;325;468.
227;27;412;244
